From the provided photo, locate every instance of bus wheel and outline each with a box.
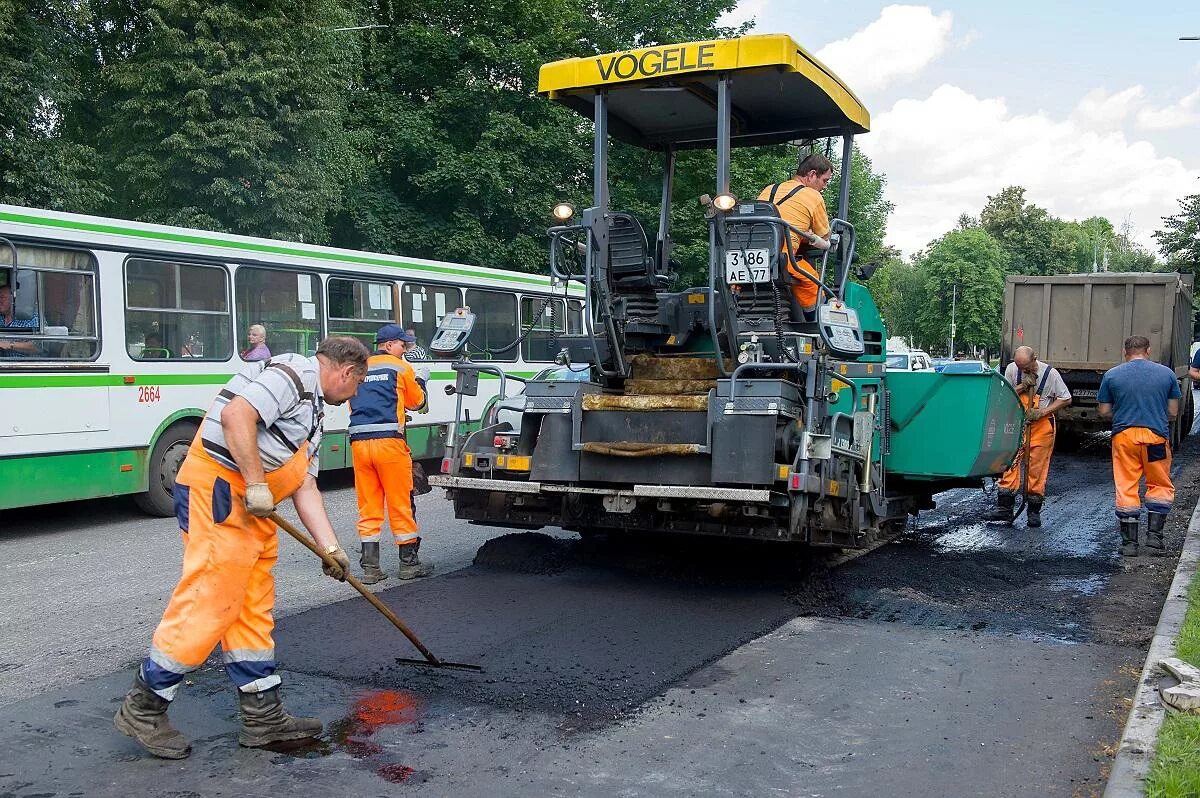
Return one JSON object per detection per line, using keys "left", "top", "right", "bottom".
{"left": 134, "top": 421, "right": 199, "bottom": 517}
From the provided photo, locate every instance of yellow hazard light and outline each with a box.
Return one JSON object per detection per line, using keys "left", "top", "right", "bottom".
{"left": 776, "top": 464, "right": 788, "bottom": 480}
{"left": 802, "top": 342, "right": 812, "bottom": 354}
{"left": 464, "top": 453, "right": 475, "bottom": 468}
{"left": 687, "top": 293, "right": 706, "bottom": 304}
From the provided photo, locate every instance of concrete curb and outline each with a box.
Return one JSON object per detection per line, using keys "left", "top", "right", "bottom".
{"left": 1104, "top": 498, "right": 1200, "bottom": 797}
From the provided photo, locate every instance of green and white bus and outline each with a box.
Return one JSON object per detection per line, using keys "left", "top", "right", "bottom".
{"left": 0, "top": 204, "right": 582, "bottom": 516}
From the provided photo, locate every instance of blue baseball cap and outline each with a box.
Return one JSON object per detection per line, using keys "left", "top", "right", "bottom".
{"left": 375, "top": 324, "right": 416, "bottom": 344}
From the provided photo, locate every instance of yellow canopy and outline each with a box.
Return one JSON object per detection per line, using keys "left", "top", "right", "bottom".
{"left": 538, "top": 34, "right": 870, "bottom": 150}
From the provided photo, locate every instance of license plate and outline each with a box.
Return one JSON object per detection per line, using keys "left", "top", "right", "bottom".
{"left": 725, "top": 249, "right": 770, "bottom": 284}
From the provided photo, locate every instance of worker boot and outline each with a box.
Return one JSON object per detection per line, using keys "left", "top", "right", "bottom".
{"left": 398, "top": 538, "right": 434, "bottom": 580}
{"left": 237, "top": 686, "right": 323, "bottom": 748}
{"left": 359, "top": 541, "right": 388, "bottom": 585}
{"left": 113, "top": 669, "right": 192, "bottom": 759}
{"left": 1120, "top": 519, "right": 1140, "bottom": 558}
{"left": 1145, "top": 512, "right": 1168, "bottom": 556}
{"left": 1026, "top": 496, "right": 1044, "bottom": 528}
{"left": 984, "top": 492, "right": 1015, "bottom": 523}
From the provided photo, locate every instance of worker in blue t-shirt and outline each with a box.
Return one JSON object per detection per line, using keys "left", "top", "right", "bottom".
{"left": 1097, "top": 335, "right": 1181, "bottom": 557}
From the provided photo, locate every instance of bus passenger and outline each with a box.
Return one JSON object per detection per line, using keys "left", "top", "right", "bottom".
{"left": 141, "top": 332, "right": 168, "bottom": 359}
{"left": 113, "top": 337, "right": 368, "bottom": 759}
{"left": 0, "top": 284, "right": 39, "bottom": 355}
{"left": 241, "top": 324, "right": 271, "bottom": 361}
{"left": 757, "top": 153, "right": 834, "bottom": 322}
{"left": 403, "top": 328, "right": 428, "bottom": 361}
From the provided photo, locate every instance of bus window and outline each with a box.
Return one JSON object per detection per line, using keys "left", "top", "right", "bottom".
{"left": 237, "top": 268, "right": 322, "bottom": 357}
{"left": 401, "top": 283, "right": 461, "bottom": 358}
{"left": 567, "top": 299, "right": 584, "bottom": 334}
{"left": 0, "top": 244, "right": 99, "bottom": 360}
{"left": 521, "top": 297, "right": 566, "bottom": 362}
{"left": 464, "top": 289, "right": 517, "bottom": 361}
{"left": 125, "top": 259, "right": 231, "bottom": 360}
{"left": 328, "top": 277, "right": 396, "bottom": 350}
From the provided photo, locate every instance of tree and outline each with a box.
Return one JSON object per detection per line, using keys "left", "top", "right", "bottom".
{"left": 331, "top": 0, "right": 741, "bottom": 271}
{"left": 823, "top": 143, "right": 893, "bottom": 265}
{"left": 980, "top": 186, "right": 1074, "bottom": 275}
{"left": 915, "top": 228, "right": 1007, "bottom": 354}
{"left": 0, "top": 0, "right": 106, "bottom": 210}
{"left": 866, "top": 252, "right": 926, "bottom": 345}
{"left": 99, "top": 0, "right": 358, "bottom": 242}
{"left": 1154, "top": 193, "right": 1200, "bottom": 275}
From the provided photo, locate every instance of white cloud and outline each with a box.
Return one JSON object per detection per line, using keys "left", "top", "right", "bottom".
{"left": 1137, "top": 87, "right": 1200, "bottom": 131}
{"left": 1073, "top": 86, "right": 1145, "bottom": 130}
{"left": 860, "top": 84, "right": 1200, "bottom": 255}
{"left": 816, "top": 5, "right": 954, "bottom": 93}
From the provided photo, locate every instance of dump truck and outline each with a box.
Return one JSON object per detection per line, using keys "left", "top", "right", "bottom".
{"left": 425, "top": 34, "right": 1026, "bottom": 549}
{"left": 1001, "top": 272, "right": 1195, "bottom": 449}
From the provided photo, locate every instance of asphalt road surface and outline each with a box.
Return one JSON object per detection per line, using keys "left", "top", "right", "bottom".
{"left": 1, "top": 416, "right": 1197, "bottom": 797}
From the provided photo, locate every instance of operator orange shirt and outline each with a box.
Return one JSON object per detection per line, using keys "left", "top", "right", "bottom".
{"left": 757, "top": 179, "right": 831, "bottom": 310}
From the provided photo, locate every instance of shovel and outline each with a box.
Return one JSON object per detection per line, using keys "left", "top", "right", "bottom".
{"left": 271, "top": 512, "right": 482, "bottom": 673}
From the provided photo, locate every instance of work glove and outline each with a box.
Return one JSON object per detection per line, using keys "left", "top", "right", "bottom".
{"left": 415, "top": 366, "right": 431, "bottom": 384}
{"left": 245, "top": 482, "right": 275, "bottom": 518}
{"left": 321, "top": 544, "right": 351, "bottom": 582}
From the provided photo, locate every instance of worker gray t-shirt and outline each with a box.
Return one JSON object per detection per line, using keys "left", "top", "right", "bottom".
{"left": 1096, "top": 359, "right": 1181, "bottom": 439}
{"left": 200, "top": 354, "right": 325, "bottom": 478}
{"left": 1002, "top": 361, "right": 1071, "bottom": 408}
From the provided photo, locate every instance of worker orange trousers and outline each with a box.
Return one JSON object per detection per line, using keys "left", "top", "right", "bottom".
{"left": 998, "top": 415, "right": 1055, "bottom": 497}
{"left": 1112, "top": 427, "right": 1174, "bottom": 519}
{"left": 140, "top": 438, "right": 310, "bottom": 700}
{"left": 787, "top": 258, "right": 820, "bottom": 314}
{"left": 352, "top": 437, "right": 418, "bottom": 545}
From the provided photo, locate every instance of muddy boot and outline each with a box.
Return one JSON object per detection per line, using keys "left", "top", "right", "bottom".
{"left": 237, "top": 686, "right": 322, "bottom": 748}
{"left": 359, "top": 541, "right": 388, "bottom": 584}
{"left": 113, "top": 670, "right": 192, "bottom": 759}
{"left": 398, "top": 538, "right": 434, "bottom": 580}
{"left": 1145, "top": 512, "right": 1168, "bottom": 556}
{"left": 1120, "top": 519, "right": 1140, "bottom": 558}
{"left": 984, "top": 492, "right": 1015, "bottom": 523}
{"left": 1025, "top": 496, "right": 1043, "bottom": 528}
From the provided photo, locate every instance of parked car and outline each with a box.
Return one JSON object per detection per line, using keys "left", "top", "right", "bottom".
{"left": 938, "top": 360, "right": 990, "bottom": 374}
{"left": 886, "top": 350, "right": 934, "bottom": 372}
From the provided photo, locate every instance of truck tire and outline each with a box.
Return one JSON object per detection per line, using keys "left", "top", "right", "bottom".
{"left": 133, "top": 421, "right": 199, "bottom": 517}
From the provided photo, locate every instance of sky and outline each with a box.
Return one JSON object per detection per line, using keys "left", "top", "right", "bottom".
{"left": 720, "top": 1, "right": 1200, "bottom": 256}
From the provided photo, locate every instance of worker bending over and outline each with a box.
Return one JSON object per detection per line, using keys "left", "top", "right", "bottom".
{"left": 114, "top": 337, "right": 369, "bottom": 759}
{"left": 985, "top": 346, "right": 1071, "bottom": 527}
{"left": 349, "top": 324, "right": 431, "bottom": 582}
{"left": 1098, "top": 335, "right": 1181, "bottom": 556}
{"left": 758, "top": 153, "right": 834, "bottom": 322}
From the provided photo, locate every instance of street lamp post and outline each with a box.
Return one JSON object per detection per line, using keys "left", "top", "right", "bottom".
{"left": 949, "top": 283, "right": 957, "bottom": 357}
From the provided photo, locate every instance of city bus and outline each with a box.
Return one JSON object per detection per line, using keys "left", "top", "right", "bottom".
{"left": 0, "top": 204, "right": 582, "bottom": 515}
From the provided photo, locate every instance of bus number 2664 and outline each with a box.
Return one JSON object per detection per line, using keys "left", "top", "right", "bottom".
{"left": 138, "top": 385, "right": 161, "bottom": 403}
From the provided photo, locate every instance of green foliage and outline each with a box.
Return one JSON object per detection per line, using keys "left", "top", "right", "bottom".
{"left": 330, "top": 0, "right": 741, "bottom": 272}
{"left": 1155, "top": 193, "right": 1200, "bottom": 275}
{"left": 824, "top": 144, "right": 893, "bottom": 265}
{"left": 915, "top": 228, "right": 1007, "bottom": 353}
{"left": 100, "top": 0, "right": 357, "bottom": 242}
{"left": 0, "top": 0, "right": 106, "bottom": 210}
{"left": 866, "top": 252, "right": 925, "bottom": 346}
{"left": 980, "top": 186, "right": 1074, "bottom": 275}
